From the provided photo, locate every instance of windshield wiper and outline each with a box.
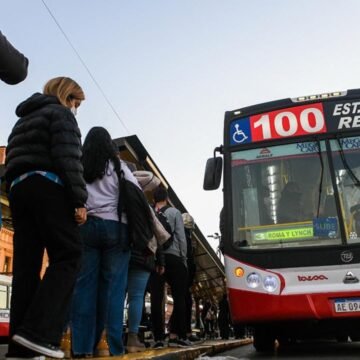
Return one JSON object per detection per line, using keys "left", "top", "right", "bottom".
{"left": 316, "top": 138, "right": 324, "bottom": 218}
{"left": 337, "top": 137, "right": 360, "bottom": 187}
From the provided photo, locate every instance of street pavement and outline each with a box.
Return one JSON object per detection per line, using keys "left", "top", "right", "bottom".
{"left": 215, "top": 339, "right": 360, "bottom": 359}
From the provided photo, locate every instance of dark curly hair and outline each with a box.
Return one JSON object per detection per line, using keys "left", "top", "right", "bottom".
{"left": 82, "top": 127, "right": 121, "bottom": 183}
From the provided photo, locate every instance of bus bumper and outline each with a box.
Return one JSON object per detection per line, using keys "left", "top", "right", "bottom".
{"left": 228, "top": 287, "right": 360, "bottom": 323}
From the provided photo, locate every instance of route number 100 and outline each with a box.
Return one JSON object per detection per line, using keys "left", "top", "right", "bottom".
{"left": 251, "top": 104, "right": 326, "bottom": 141}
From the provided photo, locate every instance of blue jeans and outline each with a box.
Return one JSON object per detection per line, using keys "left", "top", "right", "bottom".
{"left": 127, "top": 267, "right": 150, "bottom": 334}
{"left": 70, "top": 217, "right": 130, "bottom": 355}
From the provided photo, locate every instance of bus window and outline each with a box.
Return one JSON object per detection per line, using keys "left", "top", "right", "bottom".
{"left": 231, "top": 141, "right": 341, "bottom": 249}
{"left": 3, "top": 257, "right": 11, "bottom": 274}
{"left": 0, "top": 285, "right": 7, "bottom": 309}
{"left": 330, "top": 136, "right": 360, "bottom": 244}
{"left": 277, "top": 181, "right": 304, "bottom": 223}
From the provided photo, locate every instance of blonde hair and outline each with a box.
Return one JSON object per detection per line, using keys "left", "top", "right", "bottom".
{"left": 43, "top": 76, "right": 85, "bottom": 107}
{"left": 182, "top": 213, "right": 195, "bottom": 229}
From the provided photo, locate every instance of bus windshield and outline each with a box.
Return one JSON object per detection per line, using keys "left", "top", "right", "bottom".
{"left": 231, "top": 136, "right": 360, "bottom": 249}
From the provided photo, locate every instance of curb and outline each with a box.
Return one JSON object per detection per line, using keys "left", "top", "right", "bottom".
{"left": 98, "top": 338, "right": 252, "bottom": 360}
{"left": 155, "top": 339, "right": 253, "bottom": 360}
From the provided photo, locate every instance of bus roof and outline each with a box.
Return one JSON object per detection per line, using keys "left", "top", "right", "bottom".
{"left": 226, "top": 88, "right": 360, "bottom": 121}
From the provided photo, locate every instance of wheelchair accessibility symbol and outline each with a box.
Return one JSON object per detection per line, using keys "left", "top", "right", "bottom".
{"left": 232, "top": 123, "right": 249, "bottom": 143}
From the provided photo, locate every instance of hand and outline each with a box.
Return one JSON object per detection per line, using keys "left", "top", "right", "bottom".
{"left": 156, "top": 265, "right": 165, "bottom": 275}
{"left": 75, "top": 207, "right": 87, "bottom": 225}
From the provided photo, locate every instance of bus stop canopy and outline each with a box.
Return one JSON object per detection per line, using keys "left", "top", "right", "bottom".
{"left": 114, "top": 135, "right": 226, "bottom": 303}
{"left": 0, "top": 135, "right": 226, "bottom": 304}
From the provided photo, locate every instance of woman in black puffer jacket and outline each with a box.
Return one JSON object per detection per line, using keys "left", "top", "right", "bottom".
{"left": 5, "top": 77, "right": 87, "bottom": 359}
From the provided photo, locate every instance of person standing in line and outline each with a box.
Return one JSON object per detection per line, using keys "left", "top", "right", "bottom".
{"left": 168, "top": 212, "right": 200, "bottom": 343}
{"left": 70, "top": 127, "right": 138, "bottom": 357}
{"left": 148, "top": 262, "right": 166, "bottom": 348}
{"left": 126, "top": 171, "right": 165, "bottom": 353}
{"left": 5, "top": 77, "right": 87, "bottom": 359}
{"left": 151, "top": 187, "right": 190, "bottom": 348}
{"left": 218, "top": 294, "right": 231, "bottom": 340}
{"left": 0, "top": 30, "right": 28, "bottom": 84}
{"left": 126, "top": 237, "right": 165, "bottom": 353}
{"left": 201, "top": 300, "right": 212, "bottom": 339}
{"left": 204, "top": 303, "right": 217, "bottom": 339}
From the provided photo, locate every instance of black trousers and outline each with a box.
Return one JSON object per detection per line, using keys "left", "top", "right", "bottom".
{"left": 8, "top": 176, "right": 82, "bottom": 356}
{"left": 149, "top": 271, "right": 165, "bottom": 341}
{"left": 218, "top": 315, "right": 230, "bottom": 339}
{"left": 150, "top": 254, "right": 188, "bottom": 340}
{"left": 184, "top": 263, "right": 195, "bottom": 334}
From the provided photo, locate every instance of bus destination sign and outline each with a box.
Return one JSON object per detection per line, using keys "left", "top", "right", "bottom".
{"left": 323, "top": 100, "right": 360, "bottom": 132}
{"left": 230, "top": 100, "right": 360, "bottom": 146}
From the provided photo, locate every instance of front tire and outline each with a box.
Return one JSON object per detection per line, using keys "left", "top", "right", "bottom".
{"left": 336, "top": 335, "right": 349, "bottom": 343}
{"left": 253, "top": 327, "right": 275, "bottom": 353}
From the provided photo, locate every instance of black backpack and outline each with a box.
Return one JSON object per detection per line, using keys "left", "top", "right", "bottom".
{"left": 156, "top": 205, "right": 174, "bottom": 250}
{"left": 116, "top": 164, "right": 154, "bottom": 255}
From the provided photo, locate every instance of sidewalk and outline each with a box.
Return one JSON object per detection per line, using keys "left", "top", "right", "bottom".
{"left": 97, "top": 338, "right": 252, "bottom": 360}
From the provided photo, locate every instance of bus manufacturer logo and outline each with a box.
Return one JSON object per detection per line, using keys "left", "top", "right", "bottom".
{"left": 343, "top": 271, "right": 359, "bottom": 284}
{"left": 340, "top": 251, "right": 354, "bottom": 263}
{"left": 297, "top": 275, "right": 328, "bottom": 281}
{"left": 256, "top": 148, "right": 273, "bottom": 159}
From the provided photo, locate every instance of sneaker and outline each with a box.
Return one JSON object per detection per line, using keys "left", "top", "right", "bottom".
{"left": 152, "top": 341, "right": 165, "bottom": 349}
{"left": 168, "top": 338, "right": 193, "bottom": 348}
{"left": 12, "top": 335, "right": 64, "bottom": 359}
{"left": 188, "top": 334, "right": 203, "bottom": 343}
{"left": 6, "top": 357, "right": 46, "bottom": 360}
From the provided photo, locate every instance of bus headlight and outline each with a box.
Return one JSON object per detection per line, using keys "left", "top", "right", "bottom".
{"left": 263, "top": 275, "right": 278, "bottom": 293}
{"left": 246, "top": 272, "right": 261, "bottom": 288}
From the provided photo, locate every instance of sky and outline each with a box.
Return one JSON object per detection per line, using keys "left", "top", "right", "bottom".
{"left": 2, "top": 0, "right": 360, "bottom": 252}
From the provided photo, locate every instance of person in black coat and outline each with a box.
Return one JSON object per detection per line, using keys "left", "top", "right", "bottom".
{"left": 0, "top": 30, "right": 28, "bottom": 85}
{"left": 5, "top": 76, "right": 87, "bottom": 359}
{"left": 218, "top": 294, "right": 231, "bottom": 340}
{"left": 181, "top": 213, "right": 199, "bottom": 342}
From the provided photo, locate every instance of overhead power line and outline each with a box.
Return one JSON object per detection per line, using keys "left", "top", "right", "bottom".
{"left": 40, "top": 0, "right": 130, "bottom": 134}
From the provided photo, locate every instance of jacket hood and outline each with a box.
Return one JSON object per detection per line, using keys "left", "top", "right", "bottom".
{"left": 16, "top": 93, "right": 60, "bottom": 117}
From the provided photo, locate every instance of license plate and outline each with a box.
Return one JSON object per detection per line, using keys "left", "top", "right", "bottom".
{"left": 334, "top": 299, "right": 360, "bottom": 313}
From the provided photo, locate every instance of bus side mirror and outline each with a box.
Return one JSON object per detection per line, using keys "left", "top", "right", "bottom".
{"left": 203, "top": 156, "right": 222, "bottom": 190}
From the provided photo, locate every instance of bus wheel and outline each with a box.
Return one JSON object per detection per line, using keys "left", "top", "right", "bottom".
{"left": 253, "top": 328, "right": 275, "bottom": 353}
{"left": 277, "top": 335, "right": 294, "bottom": 349}
{"left": 0, "top": 336, "right": 9, "bottom": 344}
{"left": 336, "top": 335, "right": 349, "bottom": 343}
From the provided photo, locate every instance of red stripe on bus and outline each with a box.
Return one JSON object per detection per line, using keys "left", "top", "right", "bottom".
{"left": 228, "top": 287, "right": 360, "bottom": 324}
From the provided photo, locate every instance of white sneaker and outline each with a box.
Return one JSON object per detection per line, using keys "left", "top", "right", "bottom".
{"left": 12, "top": 334, "right": 64, "bottom": 359}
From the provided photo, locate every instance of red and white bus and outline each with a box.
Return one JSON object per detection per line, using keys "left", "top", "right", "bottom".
{"left": 0, "top": 274, "right": 11, "bottom": 342}
{"left": 204, "top": 89, "right": 360, "bottom": 351}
